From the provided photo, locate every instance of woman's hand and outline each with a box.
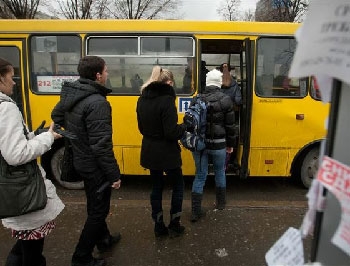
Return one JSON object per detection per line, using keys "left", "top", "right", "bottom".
{"left": 48, "top": 122, "right": 62, "bottom": 140}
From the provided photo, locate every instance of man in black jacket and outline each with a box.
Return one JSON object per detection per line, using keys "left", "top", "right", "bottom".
{"left": 52, "top": 56, "right": 121, "bottom": 266}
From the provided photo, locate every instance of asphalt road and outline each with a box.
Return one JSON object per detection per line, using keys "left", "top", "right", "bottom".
{"left": 0, "top": 176, "right": 313, "bottom": 266}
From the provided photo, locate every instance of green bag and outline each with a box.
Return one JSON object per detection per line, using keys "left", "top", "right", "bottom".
{"left": 0, "top": 154, "right": 47, "bottom": 219}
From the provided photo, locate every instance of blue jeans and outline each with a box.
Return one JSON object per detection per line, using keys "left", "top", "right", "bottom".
{"left": 192, "top": 148, "right": 227, "bottom": 194}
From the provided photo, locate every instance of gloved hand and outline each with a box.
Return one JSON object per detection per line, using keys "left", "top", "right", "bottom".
{"left": 34, "top": 120, "right": 46, "bottom": 135}
{"left": 183, "top": 115, "right": 195, "bottom": 133}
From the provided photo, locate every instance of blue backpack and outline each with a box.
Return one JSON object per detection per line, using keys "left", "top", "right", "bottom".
{"left": 181, "top": 95, "right": 208, "bottom": 151}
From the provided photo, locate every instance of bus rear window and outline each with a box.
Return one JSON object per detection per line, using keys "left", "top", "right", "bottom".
{"left": 256, "top": 37, "right": 307, "bottom": 98}
{"left": 30, "top": 35, "right": 81, "bottom": 93}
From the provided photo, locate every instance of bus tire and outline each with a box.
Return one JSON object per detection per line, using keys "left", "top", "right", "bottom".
{"left": 300, "top": 147, "right": 319, "bottom": 188}
{"left": 50, "top": 146, "right": 84, "bottom": 190}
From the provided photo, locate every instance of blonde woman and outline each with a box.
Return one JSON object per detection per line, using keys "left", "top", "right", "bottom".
{"left": 137, "top": 66, "right": 187, "bottom": 238}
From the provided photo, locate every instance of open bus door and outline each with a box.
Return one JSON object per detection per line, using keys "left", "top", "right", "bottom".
{"left": 239, "top": 37, "right": 254, "bottom": 180}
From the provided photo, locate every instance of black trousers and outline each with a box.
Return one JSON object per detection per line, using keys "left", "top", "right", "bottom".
{"left": 150, "top": 167, "right": 184, "bottom": 223}
{"left": 72, "top": 175, "right": 112, "bottom": 263}
{"left": 6, "top": 238, "right": 45, "bottom": 266}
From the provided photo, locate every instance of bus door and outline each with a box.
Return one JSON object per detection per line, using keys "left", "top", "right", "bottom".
{"left": 250, "top": 36, "right": 309, "bottom": 177}
{"left": 239, "top": 38, "right": 254, "bottom": 179}
{"left": 199, "top": 38, "right": 250, "bottom": 176}
{"left": 0, "top": 41, "right": 26, "bottom": 124}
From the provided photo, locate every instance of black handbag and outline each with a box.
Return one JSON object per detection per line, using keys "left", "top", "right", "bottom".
{"left": 60, "top": 138, "right": 83, "bottom": 182}
{"left": 0, "top": 154, "right": 47, "bottom": 219}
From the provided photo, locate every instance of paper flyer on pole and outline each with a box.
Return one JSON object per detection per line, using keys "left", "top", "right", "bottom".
{"left": 317, "top": 156, "right": 350, "bottom": 256}
{"left": 265, "top": 227, "right": 304, "bottom": 266}
{"left": 289, "top": 0, "right": 350, "bottom": 86}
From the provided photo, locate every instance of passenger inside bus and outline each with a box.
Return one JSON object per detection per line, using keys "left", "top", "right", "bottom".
{"left": 200, "top": 60, "right": 209, "bottom": 91}
{"left": 219, "top": 63, "right": 241, "bottom": 171}
{"left": 182, "top": 58, "right": 194, "bottom": 94}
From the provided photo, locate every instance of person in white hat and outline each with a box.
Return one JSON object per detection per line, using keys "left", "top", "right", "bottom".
{"left": 190, "top": 68, "right": 236, "bottom": 222}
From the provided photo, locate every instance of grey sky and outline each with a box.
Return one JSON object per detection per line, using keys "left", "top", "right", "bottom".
{"left": 180, "top": 0, "right": 258, "bottom": 20}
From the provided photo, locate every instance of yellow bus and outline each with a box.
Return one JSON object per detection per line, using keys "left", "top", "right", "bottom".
{"left": 0, "top": 20, "right": 328, "bottom": 189}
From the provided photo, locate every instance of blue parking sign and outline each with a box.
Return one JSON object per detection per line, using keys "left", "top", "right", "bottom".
{"left": 178, "top": 97, "right": 192, "bottom": 113}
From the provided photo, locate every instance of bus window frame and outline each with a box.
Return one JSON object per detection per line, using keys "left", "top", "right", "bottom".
{"left": 29, "top": 34, "right": 82, "bottom": 95}
{"left": 255, "top": 36, "right": 307, "bottom": 99}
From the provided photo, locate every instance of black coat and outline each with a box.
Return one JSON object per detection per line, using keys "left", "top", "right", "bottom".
{"left": 136, "top": 82, "right": 186, "bottom": 170}
{"left": 201, "top": 85, "right": 236, "bottom": 149}
{"left": 51, "top": 78, "right": 120, "bottom": 184}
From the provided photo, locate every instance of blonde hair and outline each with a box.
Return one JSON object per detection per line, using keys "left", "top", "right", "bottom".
{"left": 141, "top": 66, "right": 174, "bottom": 92}
{"left": 221, "top": 64, "right": 233, "bottom": 87}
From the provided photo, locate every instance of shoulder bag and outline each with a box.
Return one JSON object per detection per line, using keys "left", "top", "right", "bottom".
{"left": 0, "top": 155, "right": 47, "bottom": 219}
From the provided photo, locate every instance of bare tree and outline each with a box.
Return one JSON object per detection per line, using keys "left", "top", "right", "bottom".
{"left": 217, "top": 0, "right": 241, "bottom": 21}
{"left": 0, "top": 0, "right": 41, "bottom": 18}
{"left": 57, "top": 0, "right": 95, "bottom": 19}
{"left": 54, "top": 0, "right": 181, "bottom": 19}
{"left": 255, "top": 0, "right": 309, "bottom": 22}
{"left": 94, "top": 0, "right": 110, "bottom": 18}
{"left": 241, "top": 9, "right": 255, "bottom": 21}
{"left": 111, "top": 0, "right": 181, "bottom": 19}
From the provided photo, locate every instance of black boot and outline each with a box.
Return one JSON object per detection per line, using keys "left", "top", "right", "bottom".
{"left": 168, "top": 215, "right": 185, "bottom": 238}
{"left": 154, "top": 221, "right": 168, "bottom": 237}
{"left": 96, "top": 232, "right": 121, "bottom": 253}
{"left": 154, "top": 212, "right": 168, "bottom": 237}
{"left": 216, "top": 187, "right": 226, "bottom": 210}
{"left": 191, "top": 192, "right": 206, "bottom": 222}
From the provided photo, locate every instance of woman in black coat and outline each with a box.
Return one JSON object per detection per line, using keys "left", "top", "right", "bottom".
{"left": 136, "top": 66, "right": 186, "bottom": 238}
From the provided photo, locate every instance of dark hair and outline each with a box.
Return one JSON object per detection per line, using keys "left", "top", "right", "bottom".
{"left": 219, "top": 63, "right": 234, "bottom": 73}
{"left": 0, "top": 58, "right": 13, "bottom": 78}
{"left": 77, "top": 56, "right": 105, "bottom": 81}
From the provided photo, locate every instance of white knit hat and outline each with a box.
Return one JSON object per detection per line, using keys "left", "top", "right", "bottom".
{"left": 206, "top": 69, "right": 223, "bottom": 87}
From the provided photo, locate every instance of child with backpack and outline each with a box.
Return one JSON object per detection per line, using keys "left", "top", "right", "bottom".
{"left": 183, "top": 69, "right": 236, "bottom": 222}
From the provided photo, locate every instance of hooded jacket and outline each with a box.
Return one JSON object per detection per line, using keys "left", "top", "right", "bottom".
{"left": 136, "top": 82, "right": 186, "bottom": 170}
{"left": 51, "top": 78, "right": 120, "bottom": 183}
{"left": 201, "top": 85, "right": 236, "bottom": 149}
{"left": 0, "top": 92, "right": 64, "bottom": 230}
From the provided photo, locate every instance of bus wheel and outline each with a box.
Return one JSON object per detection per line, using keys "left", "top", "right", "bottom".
{"left": 300, "top": 147, "right": 319, "bottom": 188}
{"left": 50, "top": 147, "right": 84, "bottom": 190}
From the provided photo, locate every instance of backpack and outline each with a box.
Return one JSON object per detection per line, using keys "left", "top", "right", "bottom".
{"left": 180, "top": 95, "right": 208, "bottom": 151}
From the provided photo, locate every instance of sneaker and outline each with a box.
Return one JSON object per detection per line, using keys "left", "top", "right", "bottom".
{"left": 71, "top": 258, "right": 106, "bottom": 266}
{"left": 96, "top": 233, "right": 121, "bottom": 253}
